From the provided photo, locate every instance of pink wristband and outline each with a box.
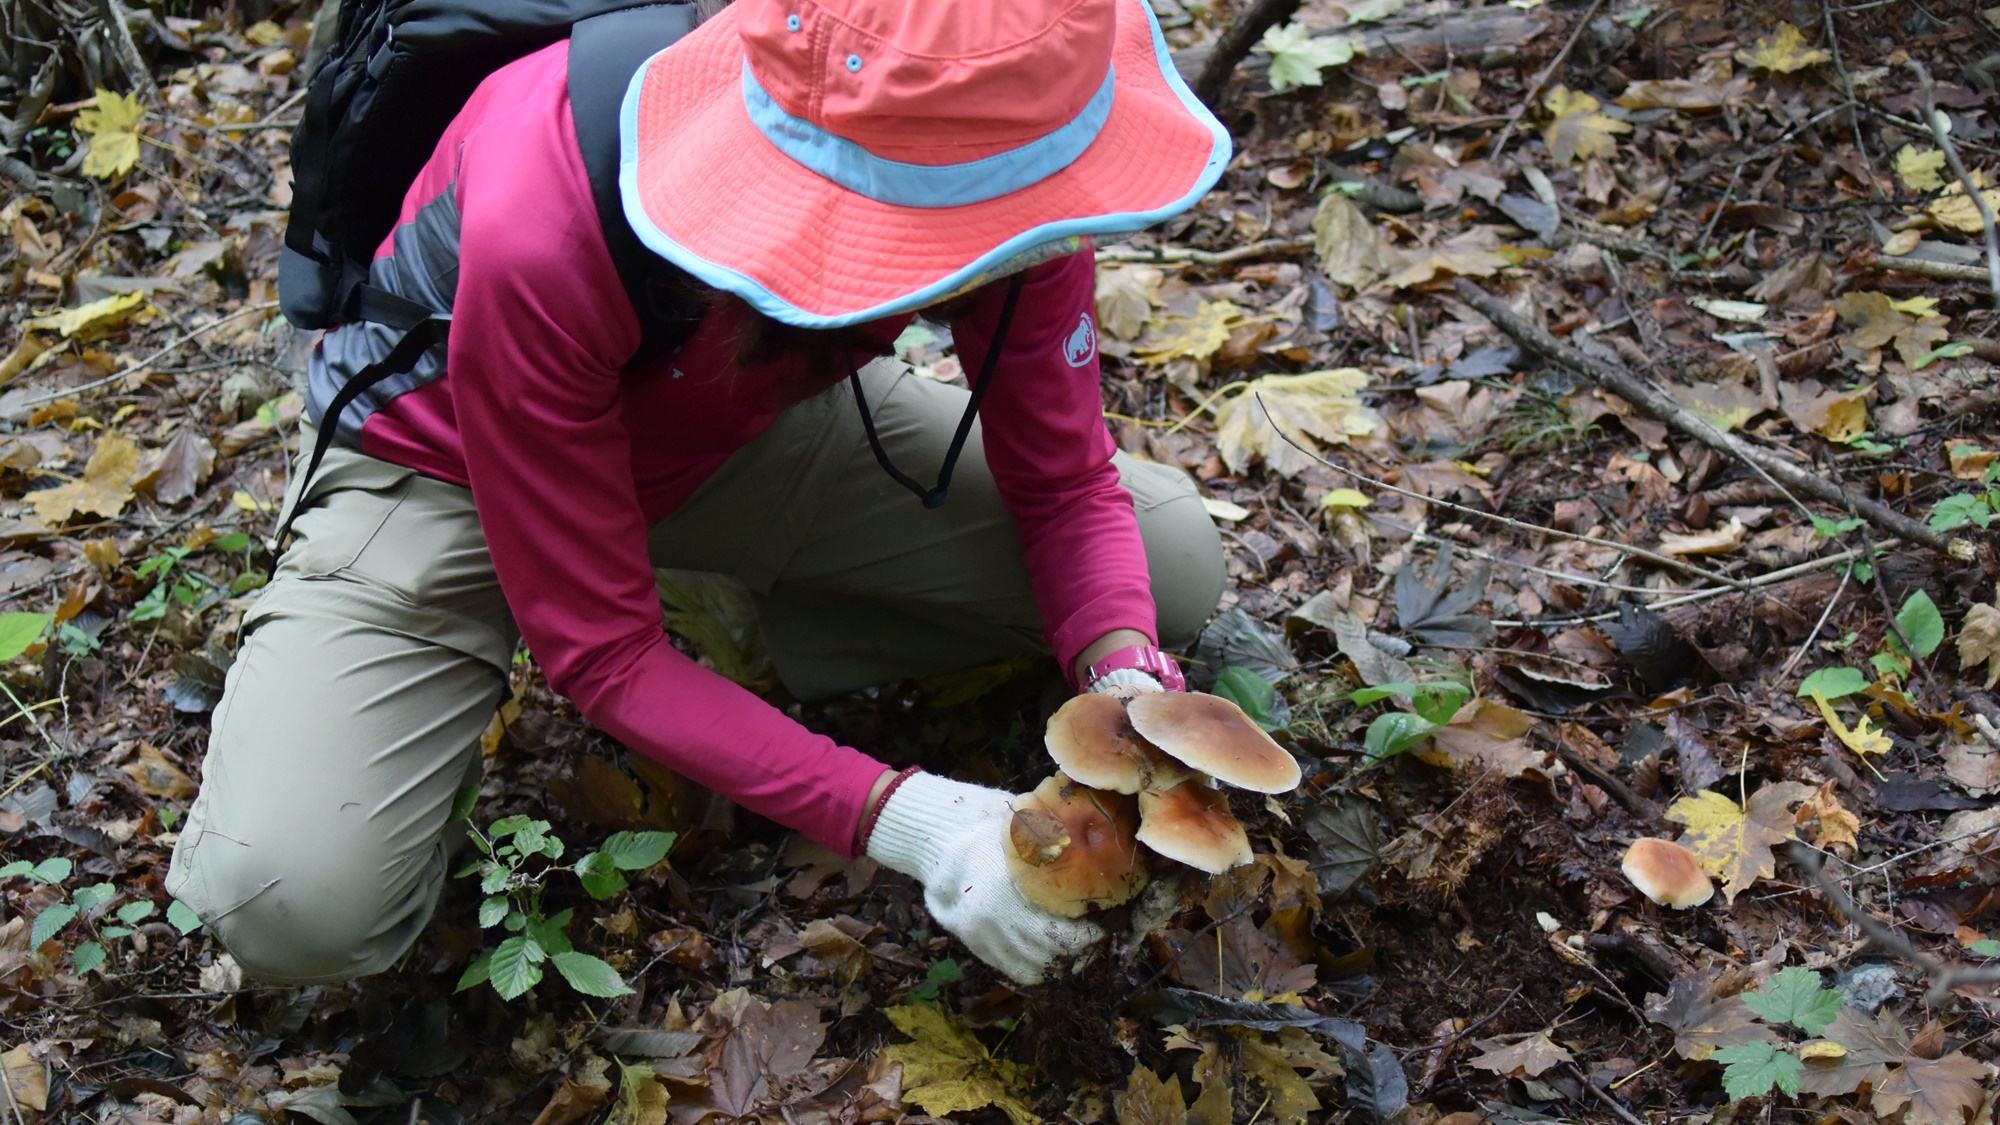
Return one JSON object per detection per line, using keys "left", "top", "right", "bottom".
{"left": 855, "top": 766, "right": 923, "bottom": 854}
{"left": 1081, "top": 643, "right": 1187, "bottom": 692}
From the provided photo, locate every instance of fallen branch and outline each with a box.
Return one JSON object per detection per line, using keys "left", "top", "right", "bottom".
{"left": 1871, "top": 254, "right": 1995, "bottom": 284}
{"left": 1452, "top": 278, "right": 1964, "bottom": 558}
{"left": 1192, "top": 0, "right": 1302, "bottom": 107}
{"left": 1790, "top": 843, "right": 2000, "bottom": 1004}
{"left": 1097, "top": 234, "right": 1315, "bottom": 267}
{"left": 1908, "top": 60, "right": 2000, "bottom": 310}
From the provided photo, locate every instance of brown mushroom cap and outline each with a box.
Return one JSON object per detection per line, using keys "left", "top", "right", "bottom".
{"left": 1621, "top": 838, "right": 1713, "bottom": 909}
{"left": 1004, "top": 773, "right": 1147, "bottom": 918}
{"left": 1135, "top": 778, "right": 1253, "bottom": 873}
{"left": 1125, "top": 692, "right": 1301, "bottom": 794}
{"left": 1045, "top": 693, "right": 1190, "bottom": 794}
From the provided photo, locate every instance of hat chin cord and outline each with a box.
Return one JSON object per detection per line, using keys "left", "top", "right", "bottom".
{"left": 846, "top": 272, "right": 1026, "bottom": 509}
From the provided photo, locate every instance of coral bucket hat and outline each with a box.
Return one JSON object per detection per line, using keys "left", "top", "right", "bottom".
{"left": 618, "top": 0, "right": 1232, "bottom": 327}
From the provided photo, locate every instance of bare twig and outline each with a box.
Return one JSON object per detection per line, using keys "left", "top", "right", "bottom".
{"left": 1493, "top": 548, "right": 1865, "bottom": 627}
{"left": 1908, "top": 60, "right": 2000, "bottom": 310}
{"left": 1193, "top": 0, "right": 1304, "bottom": 107}
{"left": 1488, "top": 0, "right": 1607, "bottom": 162}
{"left": 11, "top": 300, "right": 282, "bottom": 411}
{"left": 1096, "top": 235, "right": 1315, "bottom": 268}
{"left": 1452, "top": 279, "right": 1963, "bottom": 557}
{"left": 1872, "top": 254, "right": 1997, "bottom": 284}
{"left": 1254, "top": 406, "right": 1755, "bottom": 591}
{"left": 1791, "top": 844, "right": 2000, "bottom": 1003}
{"left": 1776, "top": 565, "right": 1850, "bottom": 679}
{"left": 1565, "top": 1063, "right": 1648, "bottom": 1125}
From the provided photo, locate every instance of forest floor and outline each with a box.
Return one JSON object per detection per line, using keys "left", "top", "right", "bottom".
{"left": 2, "top": 0, "right": 2000, "bottom": 1122}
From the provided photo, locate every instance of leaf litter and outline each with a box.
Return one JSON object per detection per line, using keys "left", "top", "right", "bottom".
{"left": 1, "top": 1, "right": 1999, "bottom": 1123}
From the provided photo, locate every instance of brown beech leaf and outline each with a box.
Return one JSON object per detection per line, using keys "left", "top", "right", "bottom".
{"left": 134, "top": 427, "right": 217, "bottom": 506}
{"left": 1115, "top": 1064, "right": 1188, "bottom": 1125}
{"left": 1666, "top": 782, "right": 1813, "bottom": 903}
{"left": 1796, "top": 1006, "right": 1905, "bottom": 1098}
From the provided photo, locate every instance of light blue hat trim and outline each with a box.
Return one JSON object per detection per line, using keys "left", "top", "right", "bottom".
{"left": 740, "top": 62, "right": 1116, "bottom": 209}
{"left": 617, "top": 0, "right": 1233, "bottom": 328}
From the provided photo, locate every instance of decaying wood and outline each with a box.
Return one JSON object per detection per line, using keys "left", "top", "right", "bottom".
{"left": 1453, "top": 278, "right": 1965, "bottom": 559}
{"left": 1872, "top": 254, "right": 1996, "bottom": 284}
{"left": 1173, "top": 5, "right": 1547, "bottom": 87}
{"left": 1097, "top": 234, "right": 1314, "bottom": 267}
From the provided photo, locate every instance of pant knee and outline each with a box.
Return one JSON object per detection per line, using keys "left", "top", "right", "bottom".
{"left": 168, "top": 838, "right": 436, "bottom": 985}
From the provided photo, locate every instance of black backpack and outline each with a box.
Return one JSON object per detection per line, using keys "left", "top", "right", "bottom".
{"left": 273, "top": 0, "right": 703, "bottom": 546}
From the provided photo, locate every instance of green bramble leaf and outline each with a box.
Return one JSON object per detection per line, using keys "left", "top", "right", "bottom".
{"left": 1741, "top": 967, "right": 1842, "bottom": 1036}
{"left": 115, "top": 900, "right": 156, "bottom": 925}
{"left": 488, "top": 935, "right": 546, "bottom": 1000}
{"left": 480, "top": 863, "right": 511, "bottom": 895}
{"left": 526, "top": 909, "right": 574, "bottom": 955}
{"left": 31, "top": 903, "right": 79, "bottom": 948}
{"left": 0, "top": 861, "right": 29, "bottom": 879}
{"left": 602, "top": 830, "right": 675, "bottom": 871}
{"left": 1809, "top": 515, "right": 1864, "bottom": 538}
{"left": 1797, "top": 666, "right": 1868, "bottom": 701}
{"left": 1258, "top": 22, "right": 1362, "bottom": 91}
{"left": 0, "top": 612, "right": 51, "bottom": 662}
{"left": 166, "top": 898, "right": 203, "bottom": 935}
{"left": 1363, "top": 710, "right": 1438, "bottom": 764}
{"left": 478, "top": 896, "right": 509, "bottom": 928}
{"left": 71, "top": 882, "right": 116, "bottom": 911}
{"left": 1892, "top": 590, "right": 1944, "bottom": 658}
{"left": 552, "top": 951, "right": 633, "bottom": 998}
{"left": 1712, "top": 1042, "right": 1803, "bottom": 1100}
{"left": 25, "top": 857, "right": 71, "bottom": 885}
{"left": 456, "top": 948, "right": 495, "bottom": 992}
{"left": 1928, "top": 493, "right": 1993, "bottom": 532}
{"left": 1970, "top": 939, "right": 2000, "bottom": 957}
{"left": 1213, "top": 666, "right": 1279, "bottom": 730}
{"left": 72, "top": 940, "right": 107, "bottom": 975}
{"left": 577, "top": 852, "right": 628, "bottom": 901}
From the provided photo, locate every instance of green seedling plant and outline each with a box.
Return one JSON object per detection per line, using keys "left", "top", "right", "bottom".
{"left": 1926, "top": 457, "right": 2000, "bottom": 532}
{"left": 1213, "top": 665, "right": 1284, "bottom": 731}
{"left": 1350, "top": 679, "right": 1470, "bottom": 764}
{"left": 1796, "top": 589, "right": 1942, "bottom": 703}
{"left": 1710, "top": 967, "right": 1844, "bottom": 1101}
{"left": 0, "top": 857, "right": 201, "bottom": 974}
{"left": 451, "top": 786, "right": 674, "bottom": 1001}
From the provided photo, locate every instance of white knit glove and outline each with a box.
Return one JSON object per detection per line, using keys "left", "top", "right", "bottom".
{"left": 1088, "top": 668, "right": 1166, "bottom": 695}
{"left": 865, "top": 772, "right": 1104, "bottom": 985}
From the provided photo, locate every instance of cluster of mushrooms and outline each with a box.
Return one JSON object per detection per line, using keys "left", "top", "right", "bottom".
{"left": 1004, "top": 690, "right": 1302, "bottom": 917}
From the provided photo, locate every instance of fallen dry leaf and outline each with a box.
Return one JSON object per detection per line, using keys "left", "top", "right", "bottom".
{"left": 1418, "top": 699, "right": 1542, "bottom": 777}
{"left": 1383, "top": 228, "right": 1512, "bottom": 290}
{"left": 1797, "top": 782, "right": 1860, "bottom": 851}
{"left": 1895, "top": 145, "right": 1947, "bottom": 193}
{"left": 121, "top": 741, "right": 197, "bottom": 800}
{"left": 0, "top": 1043, "right": 47, "bottom": 1111}
{"left": 135, "top": 427, "right": 218, "bottom": 506}
{"left": 1811, "top": 691, "right": 1892, "bottom": 763}
{"left": 1657, "top": 518, "right": 1745, "bottom": 557}
{"left": 1542, "top": 85, "right": 1630, "bottom": 164}
{"left": 75, "top": 88, "right": 145, "bottom": 179}
{"left": 1645, "top": 973, "right": 1777, "bottom": 1061}
{"left": 1833, "top": 291, "right": 1951, "bottom": 370}
{"left": 1955, "top": 603, "right": 2000, "bottom": 689}
{"left": 1468, "top": 1032, "right": 1574, "bottom": 1078}
{"left": 1942, "top": 735, "right": 2000, "bottom": 797}
{"left": 26, "top": 432, "right": 143, "bottom": 523}
{"left": 1134, "top": 301, "right": 1253, "bottom": 366}
{"left": 880, "top": 1003, "right": 1036, "bottom": 1125}
{"left": 1735, "top": 22, "right": 1831, "bottom": 73}
{"left": 1872, "top": 1050, "right": 1991, "bottom": 1125}
{"left": 1666, "top": 782, "right": 1814, "bottom": 903}
{"left": 1096, "top": 265, "right": 1162, "bottom": 342}
{"left": 1779, "top": 381, "right": 1869, "bottom": 442}
{"left": 1313, "top": 191, "right": 1391, "bottom": 289}
{"left": 1927, "top": 175, "right": 2000, "bottom": 236}
{"left": 1212, "top": 369, "right": 1377, "bottom": 477}
{"left": 24, "top": 292, "right": 148, "bottom": 340}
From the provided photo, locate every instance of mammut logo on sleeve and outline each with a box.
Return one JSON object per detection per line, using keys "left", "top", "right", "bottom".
{"left": 1063, "top": 313, "right": 1097, "bottom": 368}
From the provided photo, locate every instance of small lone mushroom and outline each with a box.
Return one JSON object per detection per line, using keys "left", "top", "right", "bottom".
{"left": 1621, "top": 837, "right": 1713, "bottom": 908}
{"left": 1005, "top": 773, "right": 1148, "bottom": 917}
{"left": 1045, "top": 692, "right": 1189, "bottom": 794}
{"left": 1126, "top": 692, "right": 1302, "bottom": 793}
{"left": 1135, "top": 779, "right": 1253, "bottom": 873}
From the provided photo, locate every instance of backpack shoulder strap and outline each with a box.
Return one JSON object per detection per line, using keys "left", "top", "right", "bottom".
{"left": 569, "top": 3, "right": 702, "bottom": 367}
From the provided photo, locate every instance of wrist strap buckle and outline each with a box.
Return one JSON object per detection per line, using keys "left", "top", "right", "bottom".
{"left": 1084, "top": 644, "right": 1186, "bottom": 692}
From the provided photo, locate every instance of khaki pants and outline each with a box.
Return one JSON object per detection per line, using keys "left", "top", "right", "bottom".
{"left": 166, "top": 362, "right": 1224, "bottom": 983}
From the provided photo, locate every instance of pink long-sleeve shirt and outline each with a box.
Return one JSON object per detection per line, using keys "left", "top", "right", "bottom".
{"left": 304, "top": 42, "right": 1157, "bottom": 853}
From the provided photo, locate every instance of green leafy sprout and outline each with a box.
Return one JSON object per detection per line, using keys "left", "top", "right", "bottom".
{"left": 0, "top": 856, "right": 201, "bottom": 975}
{"left": 451, "top": 784, "right": 674, "bottom": 1001}
{"left": 1713, "top": 967, "right": 1844, "bottom": 1101}
{"left": 1350, "top": 679, "right": 1469, "bottom": 764}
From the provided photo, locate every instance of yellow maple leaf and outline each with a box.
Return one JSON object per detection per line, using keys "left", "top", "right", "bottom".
{"left": 1133, "top": 301, "right": 1253, "bottom": 366}
{"left": 25, "top": 432, "right": 142, "bottom": 523}
{"left": 25, "top": 292, "right": 148, "bottom": 341}
{"left": 1665, "top": 783, "right": 1811, "bottom": 904}
{"left": 1810, "top": 690, "right": 1891, "bottom": 762}
{"left": 1927, "top": 173, "right": 2000, "bottom": 234}
{"left": 1894, "top": 145, "right": 1946, "bottom": 193}
{"left": 1542, "top": 85, "right": 1631, "bottom": 164}
{"left": 74, "top": 88, "right": 145, "bottom": 180}
{"left": 1889, "top": 295, "right": 1941, "bottom": 319}
{"left": 1735, "top": 23, "right": 1832, "bottom": 73}
{"left": 1212, "top": 369, "right": 1377, "bottom": 477}
{"left": 879, "top": 1004, "right": 1036, "bottom": 1125}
